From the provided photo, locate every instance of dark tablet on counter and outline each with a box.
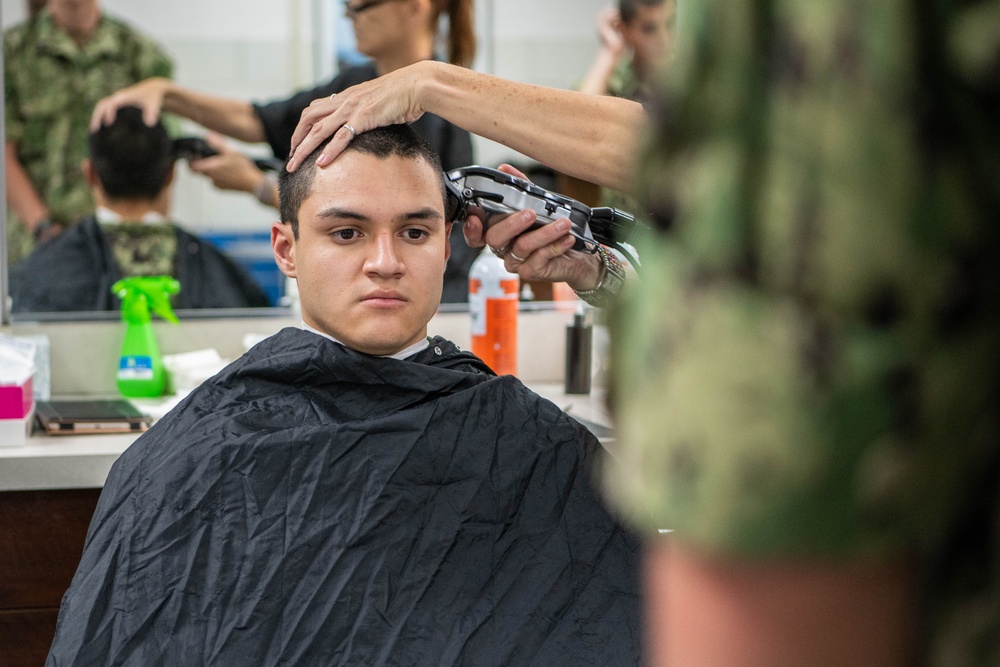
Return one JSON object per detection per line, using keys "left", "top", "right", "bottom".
{"left": 35, "top": 399, "right": 151, "bottom": 435}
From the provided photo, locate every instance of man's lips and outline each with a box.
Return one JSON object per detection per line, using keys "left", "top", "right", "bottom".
{"left": 361, "top": 291, "right": 408, "bottom": 307}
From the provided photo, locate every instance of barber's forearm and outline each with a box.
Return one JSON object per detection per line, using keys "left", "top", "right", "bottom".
{"left": 418, "top": 62, "right": 644, "bottom": 192}
{"left": 5, "top": 142, "right": 49, "bottom": 228}
{"left": 162, "top": 83, "right": 266, "bottom": 144}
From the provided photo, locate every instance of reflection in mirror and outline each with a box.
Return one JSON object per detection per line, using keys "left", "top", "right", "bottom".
{"left": 1, "top": 0, "right": 327, "bottom": 322}
{"left": 3, "top": 0, "right": 614, "bottom": 323}
{"left": 8, "top": 106, "right": 273, "bottom": 314}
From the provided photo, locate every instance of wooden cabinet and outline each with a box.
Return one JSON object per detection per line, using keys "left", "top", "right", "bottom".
{"left": 0, "top": 489, "right": 101, "bottom": 667}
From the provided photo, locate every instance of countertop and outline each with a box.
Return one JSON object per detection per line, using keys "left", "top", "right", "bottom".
{"left": 0, "top": 383, "right": 612, "bottom": 492}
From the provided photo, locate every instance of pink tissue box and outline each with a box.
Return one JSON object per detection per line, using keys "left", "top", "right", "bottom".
{"left": 0, "top": 376, "right": 33, "bottom": 419}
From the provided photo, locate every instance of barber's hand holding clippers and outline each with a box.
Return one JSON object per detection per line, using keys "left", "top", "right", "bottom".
{"left": 462, "top": 164, "right": 605, "bottom": 292}
{"left": 186, "top": 133, "right": 268, "bottom": 197}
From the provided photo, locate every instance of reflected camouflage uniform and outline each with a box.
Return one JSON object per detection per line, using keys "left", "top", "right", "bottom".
{"left": 4, "top": 10, "right": 173, "bottom": 263}
{"left": 605, "top": 1, "right": 1000, "bottom": 663}
{"left": 101, "top": 223, "right": 177, "bottom": 278}
{"left": 601, "top": 58, "right": 649, "bottom": 220}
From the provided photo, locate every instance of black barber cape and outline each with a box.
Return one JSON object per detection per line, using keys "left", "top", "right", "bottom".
{"left": 47, "top": 328, "right": 641, "bottom": 665}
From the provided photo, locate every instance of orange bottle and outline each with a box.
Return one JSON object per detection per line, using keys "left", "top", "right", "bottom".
{"left": 469, "top": 248, "right": 519, "bottom": 376}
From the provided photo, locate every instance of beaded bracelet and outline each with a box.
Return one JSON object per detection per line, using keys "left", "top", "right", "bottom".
{"left": 572, "top": 245, "right": 627, "bottom": 308}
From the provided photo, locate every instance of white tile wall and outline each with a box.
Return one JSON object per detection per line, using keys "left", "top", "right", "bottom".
{"left": 2, "top": 0, "right": 612, "bottom": 232}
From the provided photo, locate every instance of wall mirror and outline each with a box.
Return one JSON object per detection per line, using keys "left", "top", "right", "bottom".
{"left": 1, "top": 0, "right": 609, "bottom": 325}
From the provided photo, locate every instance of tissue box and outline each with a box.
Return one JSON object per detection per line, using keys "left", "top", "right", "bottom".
{"left": 0, "top": 376, "right": 33, "bottom": 419}
{"left": 0, "top": 401, "right": 34, "bottom": 447}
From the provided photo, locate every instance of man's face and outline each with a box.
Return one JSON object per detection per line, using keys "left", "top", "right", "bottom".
{"left": 49, "top": 0, "right": 101, "bottom": 39}
{"left": 621, "top": 1, "right": 676, "bottom": 73}
{"left": 273, "top": 152, "right": 452, "bottom": 356}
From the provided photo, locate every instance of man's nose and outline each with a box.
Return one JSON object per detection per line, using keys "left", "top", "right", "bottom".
{"left": 364, "top": 232, "right": 405, "bottom": 277}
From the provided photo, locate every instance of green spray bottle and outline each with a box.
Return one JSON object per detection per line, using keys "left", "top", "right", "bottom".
{"left": 111, "top": 276, "right": 180, "bottom": 398}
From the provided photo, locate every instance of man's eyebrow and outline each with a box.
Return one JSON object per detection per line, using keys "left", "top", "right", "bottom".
{"left": 316, "top": 207, "right": 367, "bottom": 220}
{"left": 400, "top": 207, "right": 444, "bottom": 222}
{"left": 314, "top": 206, "right": 443, "bottom": 222}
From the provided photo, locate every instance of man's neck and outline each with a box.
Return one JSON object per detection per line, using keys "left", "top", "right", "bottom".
{"left": 65, "top": 28, "right": 94, "bottom": 48}
{"left": 374, "top": 41, "right": 434, "bottom": 77}
{"left": 301, "top": 322, "right": 430, "bottom": 360}
{"left": 96, "top": 187, "right": 170, "bottom": 221}
{"left": 99, "top": 199, "right": 168, "bottom": 222}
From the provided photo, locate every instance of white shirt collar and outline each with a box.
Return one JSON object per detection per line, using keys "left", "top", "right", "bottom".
{"left": 96, "top": 206, "right": 168, "bottom": 225}
{"left": 301, "top": 322, "right": 430, "bottom": 360}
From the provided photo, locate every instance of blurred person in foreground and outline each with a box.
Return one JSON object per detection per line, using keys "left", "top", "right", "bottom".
{"left": 4, "top": 0, "right": 173, "bottom": 264}
{"left": 613, "top": 2, "right": 1000, "bottom": 664}
{"left": 288, "top": 1, "right": 1000, "bottom": 663}
{"left": 90, "top": 0, "right": 480, "bottom": 303}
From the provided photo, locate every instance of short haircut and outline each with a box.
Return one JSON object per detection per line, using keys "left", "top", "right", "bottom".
{"left": 88, "top": 106, "right": 173, "bottom": 200}
{"left": 619, "top": 0, "right": 666, "bottom": 24}
{"left": 278, "top": 125, "right": 446, "bottom": 238}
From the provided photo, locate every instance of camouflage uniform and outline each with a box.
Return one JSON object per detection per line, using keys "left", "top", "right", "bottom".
{"left": 601, "top": 58, "right": 649, "bottom": 218}
{"left": 606, "top": 57, "right": 654, "bottom": 106}
{"left": 4, "top": 9, "right": 173, "bottom": 263}
{"left": 101, "top": 223, "right": 177, "bottom": 278}
{"left": 606, "top": 1, "right": 1000, "bottom": 663}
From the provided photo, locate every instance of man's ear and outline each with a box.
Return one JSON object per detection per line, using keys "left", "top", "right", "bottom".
{"left": 272, "top": 221, "right": 297, "bottom": 278}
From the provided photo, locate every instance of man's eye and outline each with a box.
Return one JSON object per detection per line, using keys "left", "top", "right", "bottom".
{"left": 404, "top": 229, "right": 428, "bottom": 240}
{"left": 334, "top": 229, "right": 357, "bottom": 241}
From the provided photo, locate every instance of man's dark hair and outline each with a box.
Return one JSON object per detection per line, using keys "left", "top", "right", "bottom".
{"left": 619, "top": 0, "right": 666, "bottom": 24}
{"left": 279, "top": 125, "right": 446, "bottom": 238}
{"left": 88, "top": 106, "right": 174, "bottom": 200}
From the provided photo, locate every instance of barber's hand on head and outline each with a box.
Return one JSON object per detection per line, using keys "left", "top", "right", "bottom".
{"left": 90, "top": 77, "right": 171, "bottom": 130}
{"left": 286, "top": 61, "right": 431, "bottom": 172}
{"left": 187, "top": 133, "right": 264, "bottom": 195}
{"left": 462, "top": 164, "right": 605, "bottom": 291}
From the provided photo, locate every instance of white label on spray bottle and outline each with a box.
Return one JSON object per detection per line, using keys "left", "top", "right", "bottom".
{"left": 119, "top": 356, "right": 154, "bottom": 380}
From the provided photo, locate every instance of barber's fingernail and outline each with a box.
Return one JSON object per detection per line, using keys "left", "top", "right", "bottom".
{"left": 556, "top": 220, "right": 570, "bottom": 232}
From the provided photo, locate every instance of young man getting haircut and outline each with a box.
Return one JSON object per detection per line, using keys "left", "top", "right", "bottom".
{"left": 46, "top": 126, "right": 641, "bottom": 665}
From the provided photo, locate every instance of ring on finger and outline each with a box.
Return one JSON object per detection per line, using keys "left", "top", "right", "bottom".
{"left": 489, "top": 244, "right": 508, "bottom": 258}
{"left": 508, "top": 250, "right": 527, "bottom": 263}
{"left": 329, "top": 93, "right": 336, "bottom": 101}
{"left": 343, "top": 123, "right": 357, "bottom": 139}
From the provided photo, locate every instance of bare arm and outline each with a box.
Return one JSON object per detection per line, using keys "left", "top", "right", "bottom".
{"left": 186, "top": 133, "right": 274, "bottom": 206}
{"left": 645, "top": 540, "right": 917, "bottom": 667}
{"left": 5, "top": 141, "right": 49, "bottom": 232}
{"left": 91, "top": 77, "right": 266, "bottom": 144}
{"left": 287, "top": 61, "right": 645, "bottom": 192}
{"left": 578, "top": 6, "right": 627, "bottom": 96}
